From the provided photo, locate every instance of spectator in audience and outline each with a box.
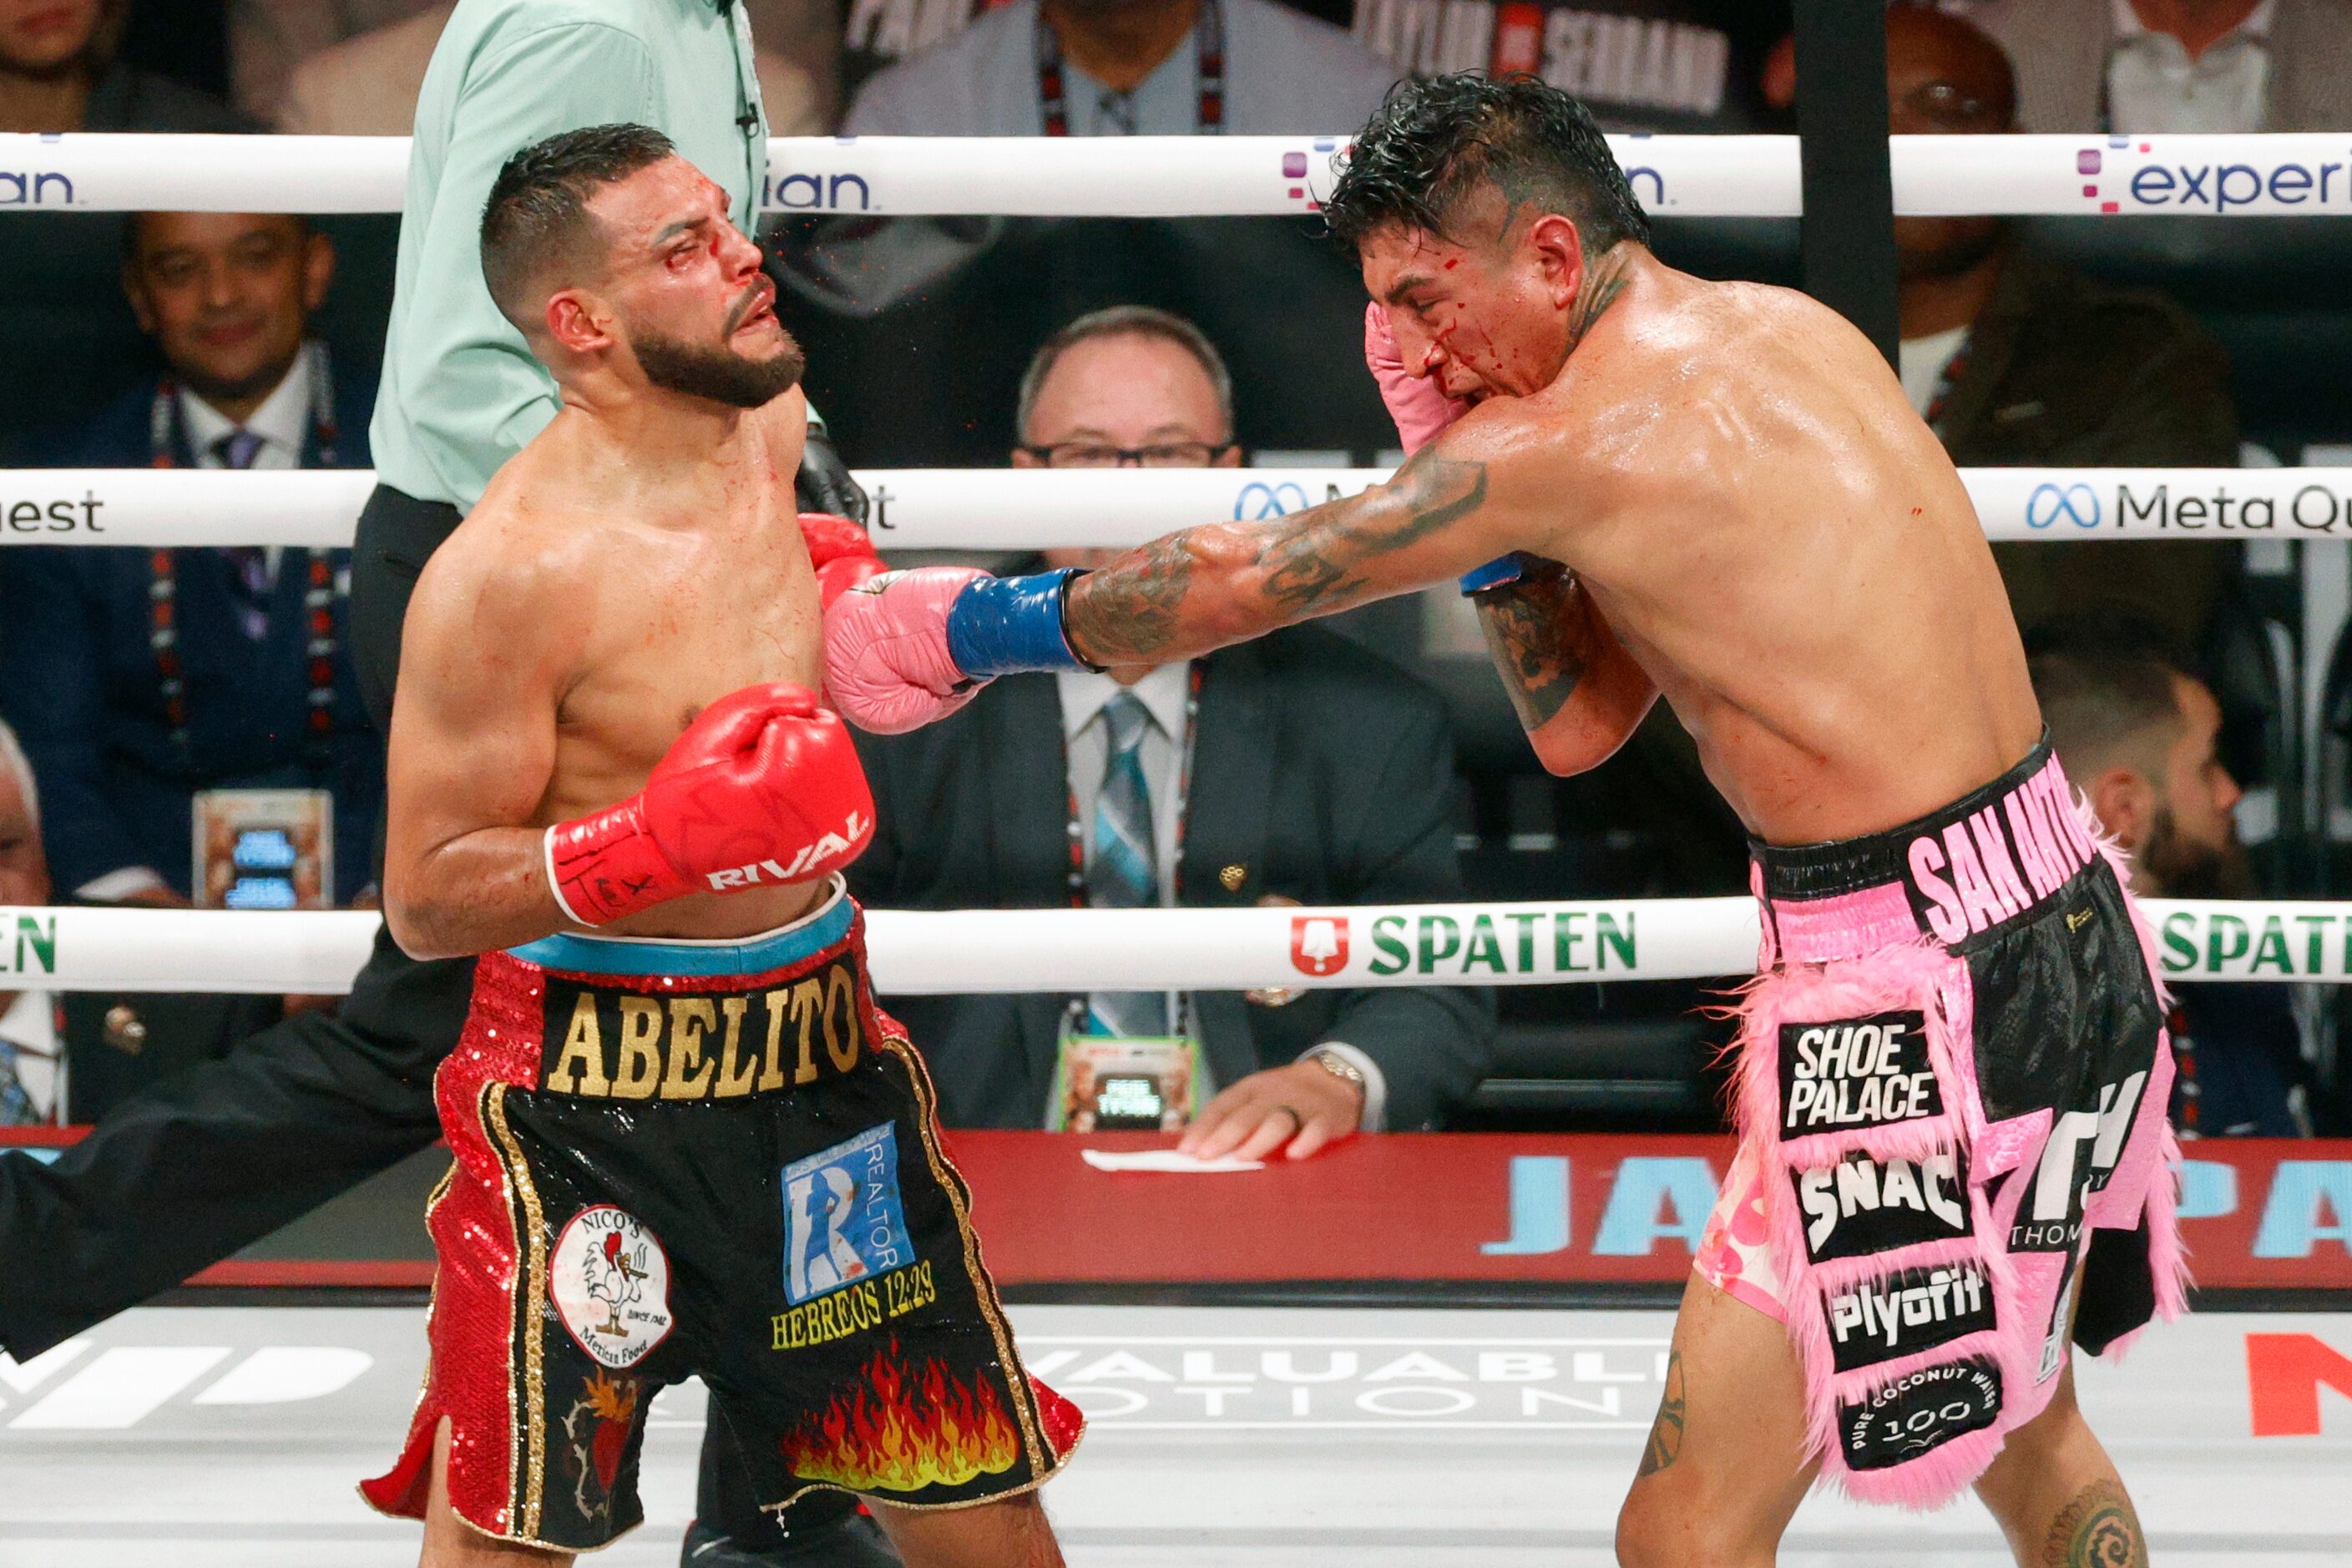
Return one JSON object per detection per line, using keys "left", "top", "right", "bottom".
{"left": 1880, "top": 5, "right": 2238, "bottom": 647}
{"left": 0, "top": 718, "right": 278, "bottom": 1124}
{"left": 847, "top": 0, "right": 1393, "bottom": 136}
{"left": 0, "top": 722, "right": 63, "bottom": 1127}
{"left": 274, "top": 1, "right": 830, "bottom": 135}
{"left": 783, "top": 0, "right": 1403, "bottom": 468}
{"left": 798, "top": 0, "right": 1400, "bottom": 318}
{"left": 0, "top": 210, "right": 382, "bottom": 911}
{"left": 1963, "top": 0, "right": 2352, "bottom": 133}
{"left": 848, "top": 306, "right": 1495, "bottom": 1146}
{"left": 230, "top": 0, "right": 842, "bottom": 127}
{"left": 1353, "top": 0, "right": 1791, "bottom": 134}
{"left": 0, "top": 0, "right": 240, "bottom": 130}
{"left": 0, "top": 0, "right": 250, "bottom": 459}
{"left": 2033, "top": 616, "right": 2306, "bottom": 1137}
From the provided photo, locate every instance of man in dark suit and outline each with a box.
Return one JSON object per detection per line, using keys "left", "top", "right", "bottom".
{"left": 856, "top": 306, "right": 1494, "bottom": 1154}
{"left": 1874, "top": 8, "right": 2240, "bottom": 648}
{"left": 1, "top": 210, "right": 382, "bottom": 912}
{"left": 0, "top": 713, "right": 281, "bottom": 1125}
{"left": 0, "top": 2, "right": 254, "bottom": 460}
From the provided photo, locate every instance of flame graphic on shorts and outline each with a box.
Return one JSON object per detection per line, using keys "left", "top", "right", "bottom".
{"left": 561, "top": 1368, "right": 640, "bottom": 1522}
{"left": 780, "top": 1345, "right": 1021, "bottom": 1494}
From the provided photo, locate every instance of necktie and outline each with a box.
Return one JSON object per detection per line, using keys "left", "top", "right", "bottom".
{"left": 1085, "top": 692, "right": 1167, "bottom": 1036}
{"left": 213, "top": 428, "right": 266, "bottom": 470}
{"left": 0, "top": 1041, "right": 38, "bottom": 1127}
{"left": 210, "top": 430, "right": 274, "bottom": 640}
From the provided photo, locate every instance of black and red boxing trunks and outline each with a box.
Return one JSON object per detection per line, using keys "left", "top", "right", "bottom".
{"left": 361, "top": 882, "right": 1082, "bottom": 1550}
{"left": 1695, "top": 740, "right": 2184, "bottom": 1506}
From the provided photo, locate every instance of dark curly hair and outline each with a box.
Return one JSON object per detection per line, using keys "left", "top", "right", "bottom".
{"left": 1324, "top": 74, "right": 1651, "bottom": 257}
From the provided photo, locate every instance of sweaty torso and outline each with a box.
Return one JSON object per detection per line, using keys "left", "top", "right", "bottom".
{"left": 1514, "top": 266, "right": 2041, "bottom": 845}
{"left": 457, "top": 411, "right": 824, "bottom": 938}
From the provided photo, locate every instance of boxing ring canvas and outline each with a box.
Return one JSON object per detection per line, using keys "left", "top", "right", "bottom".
{"left": 0, "top": 1302, "right": 2342, "bottom": 1566}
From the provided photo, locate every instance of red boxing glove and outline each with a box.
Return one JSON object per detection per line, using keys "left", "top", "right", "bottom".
{"left": 799, "top": 513, "right": 888, "bottom": 609}
{"left": 544, "top": 682, "right": 874, "bottom": 927}
{"left": 1364, "top": 301, "right": 1468, "bottom": 455}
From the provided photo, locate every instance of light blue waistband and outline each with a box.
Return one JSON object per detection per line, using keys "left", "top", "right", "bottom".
{"left": 509, "top": 882, "right": 852, "bottom": 978}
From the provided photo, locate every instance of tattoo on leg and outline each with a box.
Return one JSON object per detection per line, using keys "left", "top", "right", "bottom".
{"left": 1475, "top": 566, "right": 1586, "bottom": 729}
{"left": 2042, "top": 1479, "right": 2145, "bottom": 1568}
{"left": 1636, "top": 1351, "right": 1685, "bottom": 1476}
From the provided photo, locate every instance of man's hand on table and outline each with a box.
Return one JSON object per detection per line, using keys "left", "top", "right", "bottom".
{"left": 1178, "top": 1059, "right": 1366, "bottom": 1164}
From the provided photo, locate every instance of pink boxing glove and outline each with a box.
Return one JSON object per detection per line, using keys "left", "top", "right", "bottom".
{"left": 1364, "top": 301, "right": 1468, "bottom": 455}
{"left": 822, "top": 567, "right": 990, "bottom": 735}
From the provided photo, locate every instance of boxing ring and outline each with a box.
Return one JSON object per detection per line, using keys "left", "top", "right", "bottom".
{"left": 3, "top": 129, "right": 2350, "bottom": 1565}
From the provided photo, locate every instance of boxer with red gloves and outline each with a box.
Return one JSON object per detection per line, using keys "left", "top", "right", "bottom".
{"left": 371, "top": 131, "right": 1078, "bottom": 1564}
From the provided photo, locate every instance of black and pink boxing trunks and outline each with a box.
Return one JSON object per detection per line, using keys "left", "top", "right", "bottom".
{"left": 1697, "top": 739, "right": 2185, "bottom": 1505}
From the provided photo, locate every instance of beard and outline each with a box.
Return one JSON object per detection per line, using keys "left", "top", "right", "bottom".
{"left": 2139, "top": 806, "right": 2257, "bottom": 899}
{"left": 630, "top": 321, "right": 805, "bottom": 410}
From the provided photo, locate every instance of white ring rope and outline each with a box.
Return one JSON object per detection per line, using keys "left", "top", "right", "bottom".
{"left": 0, "top": 899, "right": 2332, "bottom": 995}
{"left": 0, "top": 467, "right": 2327, "bottom": 549}
{"left": 2, "top": 132, "right": 2347, "bottom": 217}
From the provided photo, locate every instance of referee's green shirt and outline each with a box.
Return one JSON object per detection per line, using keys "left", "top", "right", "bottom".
{"left": 371, "top": 0, "right": 766, "bottom": 511}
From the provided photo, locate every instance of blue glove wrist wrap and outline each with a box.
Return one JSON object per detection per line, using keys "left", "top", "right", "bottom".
{"left": 1459, "top": 554, "right": 1534, "bottom": 595}
{"left": 945, "top": 568, "right": 1090, "bottom": 677}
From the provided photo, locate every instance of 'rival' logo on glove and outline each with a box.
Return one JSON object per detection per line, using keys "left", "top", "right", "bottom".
{"left": 704, "top": 809, "right": 871, "bottom": 892}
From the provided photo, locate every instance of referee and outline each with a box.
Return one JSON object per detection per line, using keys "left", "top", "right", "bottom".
{"left": 0, "top": 3, "right": 886, "bottom": 1564}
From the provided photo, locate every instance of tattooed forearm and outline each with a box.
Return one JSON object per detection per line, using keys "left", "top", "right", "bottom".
{"left": 1636, "top": 1351, "right": 1685, "bottom": 1476}
{"left": 2041, "top": 1479, "right": 2145, "bottom": 1567}
{"left": 1475, "top": 563, "right": 1587, "bottom": 731}
{"left": 1065, "top": 447, "right": 1494, "bottom": 666}
{"left": 1069, "top": 532, "right": 1193, "bottom": 662}
{"left": 1259, "top": 453, "right": 1488, "bottom": 615}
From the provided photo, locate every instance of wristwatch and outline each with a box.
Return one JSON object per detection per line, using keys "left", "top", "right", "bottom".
{"left": 1306, "top": 1047, "right": 1367, "bottom": 1102}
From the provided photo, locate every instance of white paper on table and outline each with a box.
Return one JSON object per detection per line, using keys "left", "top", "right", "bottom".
{"left": 1079, "top": 1148, "right": 1265, "bottom": 1174}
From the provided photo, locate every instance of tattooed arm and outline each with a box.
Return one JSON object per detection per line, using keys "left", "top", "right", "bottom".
{"left": 1474, "top": 559, "right": 1657, "bottom": 776}
{"left": 1062, "top": 441, "right": 1520, "bottom": 668}
{"left": 822, "top": 404, "right": 1636, "bottom": 747}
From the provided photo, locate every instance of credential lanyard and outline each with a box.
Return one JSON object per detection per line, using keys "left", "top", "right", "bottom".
{"left": 145, "top": 340, "right": 346, "bottom": 776}
{"left": 1036, "top": 0, "right": 1225, "bottom": 137}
